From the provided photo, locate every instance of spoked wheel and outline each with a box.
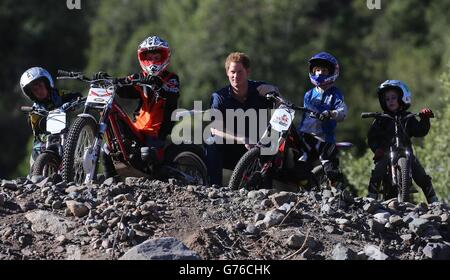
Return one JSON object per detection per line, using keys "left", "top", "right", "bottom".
{"left": 31, "top": 152, "right": 61, "bottom": 178}
{"left": 62, "top": 117, "right": 97, "bottom": 184}
{"left": 228, "top": 147, "right": 271, "bottom": 190}
{"left": 165, "top": 144, "right": 208, "bottom": 186}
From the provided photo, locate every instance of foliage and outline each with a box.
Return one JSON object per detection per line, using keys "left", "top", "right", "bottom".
{"left": 341, "top": 150, "right": 373, "bottom": 197}
{"left": 1, "top": 0, "right": 450, "bottom": 182}
{"left": 415, "top": 65, "right": 450, "bottom": 203}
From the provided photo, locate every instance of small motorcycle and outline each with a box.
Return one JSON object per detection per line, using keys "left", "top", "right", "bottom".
{"left": 21, "top": 99, "right": 85, "bottom": 177}
{"left": 57, "top": 70, "right": 208, "bottom": 186}
{"left": 361, "top": 111, "right": 432, "bottom": 202}
{"left": 228, "top": 93, "right": 352, "bottom": 190}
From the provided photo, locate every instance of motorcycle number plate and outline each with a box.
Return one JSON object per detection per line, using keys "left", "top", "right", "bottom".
{"left": 46, "top": 111, "right": 66, "bottom": 134}
{"left": 270, "top": 108, "right": 293, "bottom": 132}
{"left": 86, "top": 87, "right": 113, "bottom": 105}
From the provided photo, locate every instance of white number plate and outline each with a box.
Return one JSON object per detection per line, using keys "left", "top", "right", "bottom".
{"left": 47, "top": 111, "right": 66, "bottom": 134}
{"left": 86, "top": 87, "right": 114, "bottom": 105}
{"left": 270, "top": 108, "right": 294, "bottom": 132}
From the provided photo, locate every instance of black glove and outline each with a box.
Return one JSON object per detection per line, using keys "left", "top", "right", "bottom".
{"left": 318, "top": 110, "right": 332, "bottom": 121}
{"left": 61, "top": 102, "right": 71, "bottom": 111}
{"left": 92, "top": 72, "right": 110, "bottom": 81}
{"left": 141, "top": 75, "right": 164, "bottom": 90}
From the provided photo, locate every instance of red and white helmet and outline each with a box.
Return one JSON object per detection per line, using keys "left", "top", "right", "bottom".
{"left": 137, "top": 36, "right": 171, "bottom": 76}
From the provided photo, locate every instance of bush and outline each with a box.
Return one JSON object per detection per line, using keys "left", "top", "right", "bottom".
{"left": 415, "top": 68, "right": 450, "bottom": 203}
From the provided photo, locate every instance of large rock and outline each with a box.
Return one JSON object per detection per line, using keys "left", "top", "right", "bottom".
{"left": 25, "top": 210, "right": 77, "bottom": 236}
{"left": 364, "top": 245, "right": 389, "bottom": 260}
{"left": 269, "top": 192, "right": 297, "bottom": 208}
{"left": 119, "top": 237, "right": 200, "bottom": 260}
{"left": 363, "top": 200, "right": 380, "bottom": 214}
{"left": 388, "top": 215, "right": 404, "bottom": 227}
{"left": 409, "top": 218, "right": 430, "bottom": 236}
{"left": 263, "top": 210, "right": 285, "bottom": 228}
{"left": 1, "top": 180, "right": 17, "bottom": 191}
{"left": 286, "top": 234, "right": 317, "bottom": 249}
{"left": 17, "top": 199, "right": 37, "bottom": 212}
{"left": 422, "top": 243, "right": 450, "bottom": 260}
{"left": 247, "top": 190, "right": 266, "bottom": 201}
{"left": 373, "top": 212, "right": 391, "bottom": 225}
{"left": 331, "top": 243, "right": 356, "bottom": 260}
{"left": 66, "top": 201, "right": 90, "bottom": 217}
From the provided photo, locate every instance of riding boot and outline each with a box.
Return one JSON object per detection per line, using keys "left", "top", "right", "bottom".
{"left": 367, "top": 179, "right": 379, "bottom": 199}
{"left": 141, "top": 147, "right": 157, "bottom": 164}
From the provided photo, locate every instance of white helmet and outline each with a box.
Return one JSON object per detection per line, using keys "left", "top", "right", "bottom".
{"left": 20, "top": 67, "right": 54, "bottom": 101}
{"left": 137, "top": 36, "right": 171, "bottom": 76}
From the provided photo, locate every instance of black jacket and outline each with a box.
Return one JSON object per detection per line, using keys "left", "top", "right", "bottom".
{"left": 367, "top": 111, "right": 430, "bottom": 153}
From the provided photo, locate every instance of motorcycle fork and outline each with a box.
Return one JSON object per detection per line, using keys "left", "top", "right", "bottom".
{"left": 84, "top": 110, "right": 110, "bottom": 184}
{"left": 107, "top": 112, "right": 130, "bottom": 162}
{"left": 389, "top": 148, "right": 399, "bottom": 188}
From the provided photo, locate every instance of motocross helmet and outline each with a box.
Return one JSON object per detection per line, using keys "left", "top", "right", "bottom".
{"left": 20, "top": 67, "right": 54, "bottom": 102}
{"left": 308, "top": 52, "right": 340, "bottom": 87}
{"left": 137, "top": 36, "right": 171, "bottom": 76}
{"left": 377, "top": 80, "right": 411, "bottom": 112}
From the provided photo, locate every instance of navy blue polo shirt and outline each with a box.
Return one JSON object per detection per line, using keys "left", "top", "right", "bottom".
{"left": 210, "top": 80, "right": 273, "bottom": 141}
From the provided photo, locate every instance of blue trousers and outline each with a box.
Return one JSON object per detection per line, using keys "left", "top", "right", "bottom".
{"left": 204, "top": 143, "right": 248, "bottom": 186}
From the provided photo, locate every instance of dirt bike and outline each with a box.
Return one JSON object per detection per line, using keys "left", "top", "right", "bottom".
{"left": 57, "top": 70, "right": 208, "bottom": 186}
{"left": 228, "top": 93, "right": 352, "bottom": 190}
{"left": 21, "top": 98, "right": 85, "bottom": 177}
{"left": 361, "top": 111, "right": 432, "bottom": 202}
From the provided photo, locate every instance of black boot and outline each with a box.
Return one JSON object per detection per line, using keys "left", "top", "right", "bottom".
{"left": 367, "top": 178, "right": 380, "bottom": 199}
{"left": 141, "top": 147, "right": 157, "bottom": 164}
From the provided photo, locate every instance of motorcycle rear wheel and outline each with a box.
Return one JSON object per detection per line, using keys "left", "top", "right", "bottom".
{"left": 164, "top": 144, "right": 208, "bottom": 186}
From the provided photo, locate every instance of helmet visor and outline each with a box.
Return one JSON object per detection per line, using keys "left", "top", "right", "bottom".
{"left": 138, "top": 48, "right": 169, "bottom": 67}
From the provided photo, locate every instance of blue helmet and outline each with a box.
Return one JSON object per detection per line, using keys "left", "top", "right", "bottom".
{"left": 377, "top": 80, "right": 412, "bottom": 112}
{"left": 308, "top": 52, "right": 340, "bottom": 87}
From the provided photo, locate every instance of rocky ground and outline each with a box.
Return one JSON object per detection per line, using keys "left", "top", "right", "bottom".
{"left": 0, "top": 174, "right": 449, "bottom": 260}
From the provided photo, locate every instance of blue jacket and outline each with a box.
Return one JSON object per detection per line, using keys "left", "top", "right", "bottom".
{"left": 297, "top": 86, "right": 347, "bottom": 143}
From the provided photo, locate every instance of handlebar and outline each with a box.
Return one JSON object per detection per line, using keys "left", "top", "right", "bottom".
{"left": 20, "top": 106, "right": 34, "bottom": 113}
{"left": 361, "top": 112, "right": 383, "bottom": 119}
{"left": 57, "top": 70, "right": 159, "bottom": 92}
{"left": 266, "top": 93, "right": 320, "bottom": 120}
{"left": 361, "top": 112, "right": 434, "bottom": 119}
{"left": 20, "top": 97, "right": 87, "bottom": 115}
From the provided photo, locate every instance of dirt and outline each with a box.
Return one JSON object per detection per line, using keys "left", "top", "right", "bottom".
{"left": 0, "top": 175, "right": 449, "bottom": 260}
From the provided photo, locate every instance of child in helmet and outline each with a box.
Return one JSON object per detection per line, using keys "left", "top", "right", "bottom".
{"left": 19, "top": 67, "right": 82, "bottom": 169}
{"left": 94, "top": 36, "right": 180, "bottom": 178}
{"left": 367, "top": 80, "right": 438, "bottom": 203}
{"left": 297, "top": 52, "right": 348, "bottom": 187}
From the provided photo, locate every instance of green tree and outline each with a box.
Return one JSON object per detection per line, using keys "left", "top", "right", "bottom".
{"left": 415, "top": 65, "right": 450, "bottom": 203}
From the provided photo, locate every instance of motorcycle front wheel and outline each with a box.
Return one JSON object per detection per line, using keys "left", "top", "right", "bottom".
{"left": 228, "top": 147, "right": 271, "bottom": 190}
{"left": 31, "top": 152, "right": 61, "bottom": 178}
{"left": 62, "top": 117, "right": 97, "bottom": 184}
{"left": 397, "top": 157, "right": 412, "bottom": 203}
